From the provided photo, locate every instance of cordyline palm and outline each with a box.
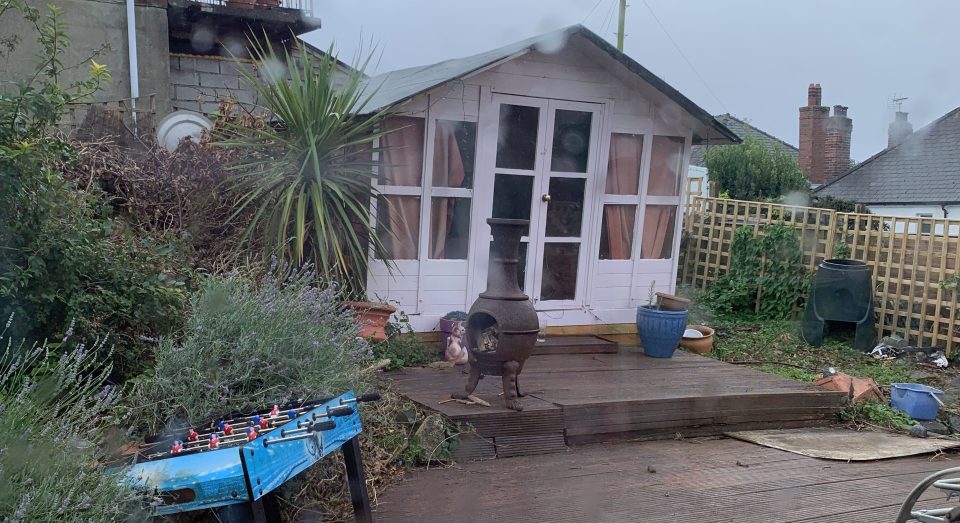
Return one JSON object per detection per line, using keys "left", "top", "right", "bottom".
{"left": 215, "top": 37, "right": 392, "bottom": 295}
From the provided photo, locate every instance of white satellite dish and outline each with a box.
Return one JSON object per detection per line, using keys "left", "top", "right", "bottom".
{"left": 155, "top": 110, "right": 213, "bottom": 152}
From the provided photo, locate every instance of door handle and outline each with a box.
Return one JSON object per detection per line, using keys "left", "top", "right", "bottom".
{"left": 541, "top": 194, "right": 551, "bottom": 202}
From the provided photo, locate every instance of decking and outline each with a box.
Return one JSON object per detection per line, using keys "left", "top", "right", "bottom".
{"left": 373, "top": 437, "right": 955, "bottom": 522}
{"left": 388, "top": 337, "right": 847, "bottom": 459}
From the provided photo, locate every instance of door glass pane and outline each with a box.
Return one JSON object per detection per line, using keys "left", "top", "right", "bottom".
{"left": 545, "top": 177, "right": 585, "bottom": 237}
{"left": 432, "top": 120, "right": 476, "bottom": 188}
{"left": 429, "top": 197, "right": 470, "bottom": 259}
{"left": 495, "top": 104, "right": 539, "bottom": 170}
{"left": 599, "top": 205, "right": 637, "bottom": 260}
{"left": 376, "top": 195, "right": 420, "bottom": 259}
{"left": 648, "top": 136, "right": 684, "bottom": 196}
{"left": 551, "top": 109, "right": 592, "bottom": 173}
{"left": 541, "top": 243, "right": 579, "bottom": 301}
{"left": 606, "top": 133, "right": 643, "bottom": 195}
{"left": 380, "top": 116, "right": 425, "bottom": 186}
{"left": 640, "top": 205, "right": 678, "bottom": 259}
{"left": 492, "top": 173, "right": 534, "bottom": 235}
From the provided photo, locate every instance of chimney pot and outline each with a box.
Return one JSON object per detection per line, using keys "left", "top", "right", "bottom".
{"left": 807, "top": 83, "right": 822, "bottom": 106}
{"left": 833, "top": 105, "right": 848, "bottom": 117}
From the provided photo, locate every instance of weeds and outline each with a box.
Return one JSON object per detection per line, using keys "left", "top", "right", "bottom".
{"left": 372, "top": 310, "right": 438, "bottom": 370}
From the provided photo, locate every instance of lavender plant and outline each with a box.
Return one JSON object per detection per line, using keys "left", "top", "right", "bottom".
{"left": 128, "top": 269, "right": 371, "bottom": 435}
{"left": 0, "top": 315, "right": 140, "bottom": 522}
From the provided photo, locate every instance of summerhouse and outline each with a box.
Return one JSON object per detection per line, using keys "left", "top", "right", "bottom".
{"left": 361, "top": 24, "right": 738, "bottom": 332}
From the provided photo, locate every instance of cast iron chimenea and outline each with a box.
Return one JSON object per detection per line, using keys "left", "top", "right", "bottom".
{"left": 453, "top": 218, "right": 540, "bottom": 411}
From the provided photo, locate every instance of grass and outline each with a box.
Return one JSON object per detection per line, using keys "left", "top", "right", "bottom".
{"left": 703, "top": 313, "right": 925, "bottom": 431}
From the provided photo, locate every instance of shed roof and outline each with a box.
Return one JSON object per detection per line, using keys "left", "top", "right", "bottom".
{"left": 359, "top": 24, "right": 738, "bottom": 145}
{"left": 689, "top": 114, "right": 798, "bottom": 167}
{"left": 815, "top": 107, "right": 960, "bottom": 204}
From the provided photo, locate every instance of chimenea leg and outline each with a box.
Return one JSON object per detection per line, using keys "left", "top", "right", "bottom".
{"left": 452, "top": 364, "right": 481, "bottom": 400}
{"left": 502, "top": 361, "right": 522, "bottom": 411}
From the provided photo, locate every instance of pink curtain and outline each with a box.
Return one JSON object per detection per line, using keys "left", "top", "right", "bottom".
{"left": 430, "top": 122, "right": 467, "bottom": 258}
{"left": 648, "top": 136, "right": 683, "bottom": 196}
{"left": 641, "top": 205, "right": 677, "bottom": 259}
{"left": 603, "top": 134, "right": 643, "bottom": 259}
{"left": 380, "top": 117, "right": 425, "bottom": 259}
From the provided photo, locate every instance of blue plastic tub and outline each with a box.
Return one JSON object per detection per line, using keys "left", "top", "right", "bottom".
{"left": 636, "top": 305, "right": 688, "bottom": 358}
{"left": 890, "top": 383, "right": 944, "bottom": 420}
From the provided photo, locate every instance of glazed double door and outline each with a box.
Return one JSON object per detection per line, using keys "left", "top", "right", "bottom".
{"left": 484, "top": 94, "right": 602, "bottom": 309}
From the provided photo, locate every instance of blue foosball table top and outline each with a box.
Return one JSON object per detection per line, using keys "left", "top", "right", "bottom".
{"left": 116, "top": 390, "right": 371, "bottom": 516}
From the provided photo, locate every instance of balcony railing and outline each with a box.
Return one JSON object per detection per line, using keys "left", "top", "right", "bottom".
{"left": 192, "top": 0, "right": 313, "bottom": 16}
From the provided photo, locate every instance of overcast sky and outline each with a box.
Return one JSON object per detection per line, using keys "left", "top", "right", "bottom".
{"left": 302, "top": 0, "right": 959, "bottom": 161}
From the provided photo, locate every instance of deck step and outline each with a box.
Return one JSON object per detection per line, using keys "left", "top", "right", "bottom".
{"left": 530, "top": 335, "right": 618, "bottom": 355}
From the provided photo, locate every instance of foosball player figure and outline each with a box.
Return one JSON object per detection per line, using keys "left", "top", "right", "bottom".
{"left": 209, "top": 433, "right": 220, "bottom": 449}
{"left": 171, "top": 440, "right": 183, "bottom": 454}
{"left": 186, "top": 428, "right": 199, "bottom": 442}
{"left": 247, "top": 426, "right": 258, "bottom": 442}
{"left": 218, "top": 420, "right": 233, "bottom": 436}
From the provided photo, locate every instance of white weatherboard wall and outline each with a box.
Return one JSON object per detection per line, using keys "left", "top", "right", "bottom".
{"left": 367, "top": 36, "right": 697, "bottom": 332}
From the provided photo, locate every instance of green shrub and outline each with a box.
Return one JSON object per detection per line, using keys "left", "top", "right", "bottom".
{"left": 0, "top": 3, "right": 191, "bottom": 382}
{"left": 709, "top": 224, "right": 810, "bottom": 319}
{"left": 705, "top": 134, "right": 809, "bottom": 201}
{"left": 128, "top": 269, "right": 371, "bottom": 435}
{"left": 0, "top": 317, "right": 142, "bottom": 522}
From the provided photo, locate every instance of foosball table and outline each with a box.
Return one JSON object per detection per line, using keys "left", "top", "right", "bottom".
{"left": 115, "top": 390, "right": 380, "bottom": 522}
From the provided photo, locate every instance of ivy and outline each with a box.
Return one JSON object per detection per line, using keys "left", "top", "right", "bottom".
{"left": 709, "top": 223, "right": 811, "bottom": 319}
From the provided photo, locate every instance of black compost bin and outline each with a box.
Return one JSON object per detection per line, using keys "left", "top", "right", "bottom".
{"left": 800, "top": 259, "right": 876, "bottom": 351}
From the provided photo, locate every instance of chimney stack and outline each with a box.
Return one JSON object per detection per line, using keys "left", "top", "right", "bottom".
{"left": 799, "top": 83, "right": 829, "bottom": 184}
{"left": 824, "top": 105, "right": 853, "bottom": 183}
{"left": 888, "top": 111, "right": 913, "bottom": 147}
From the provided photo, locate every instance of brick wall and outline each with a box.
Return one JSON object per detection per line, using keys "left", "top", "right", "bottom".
{"left": 824, "top": 105, "right": 852, "bottom": 183}
{"left": 799, "top": 84, "right": 852, "bottom": 185}
{"left": 798, "top": 84, "right": 828, "bottom": 184}
{"left": 169, "top": 54, "right": 259, "bottom": 116}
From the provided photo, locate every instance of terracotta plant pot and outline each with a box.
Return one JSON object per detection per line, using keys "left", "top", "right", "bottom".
{"left": 656, "top": 292, "right": 690, "bottom": 312}
{"left": 344, "top": 301, "right": 396, "bottom": 343}
{"left": 680, "top": 325, "right": 715, "bottom": 354}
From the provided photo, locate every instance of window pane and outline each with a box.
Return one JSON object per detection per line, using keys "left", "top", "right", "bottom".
{"left": 648, "top": 136, "right": 684, "bottom": 196}
{"left": 432, "top": 120, "right": 476, "bottom": 189}
{"left": 640, "top": 205, "right": 678, "bottom": 259}
{"left": 380, "top": 116, "right": 425, "bottom": 186}
{"left": 551, "top": 109, "right": 592, "bottom": 173}
{"left": 495, "top": 104, "right": 539, "bottom": 170}
{"left": 599, "top": 205, "right": 637, "bottom": 260}
{"left": 606, "top": 133, "right": 642, "bottom": 195}
{"left": 492, "top": 173, "right": 534, "bottom": 236}
{"left": 545, "top": 177, "right": 585, "bottom": 237}
{"left": 376, "top": 195, "right": 420, "bottom": 259}
{"left": 430, "top": 197, "right": 471, "bottom": 259}
{"left": 540, "top": 243, "right": 579, "bottom": 300}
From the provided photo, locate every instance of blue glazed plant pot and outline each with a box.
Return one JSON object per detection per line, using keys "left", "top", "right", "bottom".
{"left": 636, "top": 305, "right": 688, "bottom": 358}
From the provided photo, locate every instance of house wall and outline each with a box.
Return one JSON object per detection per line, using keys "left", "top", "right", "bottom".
{"left": 1, "top": 0, "right": 171, "bottom": 115}
{"left": 368, "top": 38, "right": 695, "bottom": 332}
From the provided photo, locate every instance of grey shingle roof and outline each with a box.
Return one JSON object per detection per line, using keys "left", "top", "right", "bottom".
{"left": 359, "top": 25, "right": 739, "bottom": 146}
{"left": 689, "top": 114, "right": 798, "bottom": 167}
{"left": 815, "top": 107, "right": 960, "bottom": 204}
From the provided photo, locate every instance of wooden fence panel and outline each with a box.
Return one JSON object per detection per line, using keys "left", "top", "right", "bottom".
{"left": 681, "top": 197, "right": 960, "bottom": 355}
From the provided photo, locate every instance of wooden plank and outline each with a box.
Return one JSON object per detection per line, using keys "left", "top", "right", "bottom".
{"left": 529, "top": 335, "right": 617, "bottom": 355}
{"left": 374, "top": 437, "right": 957, "bottom": 522}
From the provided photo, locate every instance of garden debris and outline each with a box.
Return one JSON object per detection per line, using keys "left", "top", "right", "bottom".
{"left": 438, "top": 394, "right": 491, "bottom": 407}
{"left": 918, "top": 420, "right": 951, "bottom": 436}
{"left": 905, "top": 423, "right": 928, "bottom": 438}
{"left": 869, "top": 337, "right": 948, "bottom": 368}
{"left": 814, "top": 372, "right": 883, "bottom": 402}
{"left": 428, "top": 360, "right": 456, "bottom": 369}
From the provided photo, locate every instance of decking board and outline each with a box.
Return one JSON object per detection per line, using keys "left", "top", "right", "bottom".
{"left": 387, "top": 342, "right": 847, "bottom": 459}
{"left": 374, "top": 438, "right": 956, "bottom": 522}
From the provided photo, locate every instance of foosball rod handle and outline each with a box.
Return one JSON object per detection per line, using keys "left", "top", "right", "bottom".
{"left": 340, "top": 393, "right": 381, "bottom": 405}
